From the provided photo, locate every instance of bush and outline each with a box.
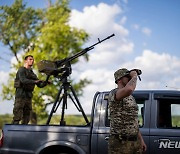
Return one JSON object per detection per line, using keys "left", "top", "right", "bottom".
{"left": 0, "top": 114, "right": 13, "bottom": 129}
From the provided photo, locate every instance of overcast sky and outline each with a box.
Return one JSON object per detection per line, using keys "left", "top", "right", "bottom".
{"left": 0, "top": 0, "right": 180, "bottom": 115}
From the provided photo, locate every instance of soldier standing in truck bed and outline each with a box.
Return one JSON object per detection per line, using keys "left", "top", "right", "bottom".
{"left": 12, "top": 55, "right": 48, "bottom": 124}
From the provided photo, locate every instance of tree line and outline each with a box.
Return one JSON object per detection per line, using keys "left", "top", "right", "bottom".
{"left": 0, "top": 0, "right": 91, "bottom": 122}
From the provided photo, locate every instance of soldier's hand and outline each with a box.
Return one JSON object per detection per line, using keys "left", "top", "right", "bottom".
{"left": 35, "top": 80, "right": 43, "bottom": 84}
{"left": 47, "top": 80, "right": 52, "bottom": 84}
{"left": 129, "top": 70, "right": 138, "bottom": 78}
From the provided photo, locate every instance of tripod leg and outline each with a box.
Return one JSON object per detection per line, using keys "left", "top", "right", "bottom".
{"left": 46, "top": 85, "right": 63, "bottom": 125}
{"left": 54, "top": 95, "right": 63, "bottom": 112}
{"left": 69, "top": 85, "right": 90, "bottom": 125}
{"left": 60, "top": 90, "right": 67, "bottom": 126}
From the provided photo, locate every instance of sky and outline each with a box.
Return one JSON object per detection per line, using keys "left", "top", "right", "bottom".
{"left": 0, "top": 0, "right": 180, "bottom": 115}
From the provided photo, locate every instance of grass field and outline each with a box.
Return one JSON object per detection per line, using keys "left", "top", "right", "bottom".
{"left": 1, "top": 114, "right": 180, "bottom": 129}
{"left": 0, "top": 114, "right": 90, "bottom": 129}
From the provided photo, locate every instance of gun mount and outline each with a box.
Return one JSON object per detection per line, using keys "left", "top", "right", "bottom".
{"left": 37, "top": 34, "right": 115, "bottom": 125}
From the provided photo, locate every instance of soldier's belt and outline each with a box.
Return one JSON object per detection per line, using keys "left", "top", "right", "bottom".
{"left": 113, "top": 134, "right": 137, "bottom": 141}
{"left": 121, "top": 135, "right": 137, "bottom": 141}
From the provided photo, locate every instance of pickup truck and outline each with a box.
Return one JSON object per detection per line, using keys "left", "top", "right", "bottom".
{"left": 1, "top": 90, "right": 180, "bottom": 154}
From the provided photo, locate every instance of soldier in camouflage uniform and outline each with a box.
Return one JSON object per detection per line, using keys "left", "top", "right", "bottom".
{"left": 12, "top": 55, "right": 48, "bottom": 124}
{"left": 108, "top": 68, "right": 147, "bottom": 154}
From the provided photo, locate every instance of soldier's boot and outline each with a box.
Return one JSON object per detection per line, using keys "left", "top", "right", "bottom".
{"left": 12, "top": 120, "right": 20, "bottom": 124}
{"left": 22, "top": 109, "right": 31, "bottom": 124}
{"left": 22, "top": 116, "right": 30, "bottom": 124}
{"left": 12, "top": 113, "right": 21, "bottom": 124}
{"left": 12, "top": 103, "right": 23, "bottom": 125}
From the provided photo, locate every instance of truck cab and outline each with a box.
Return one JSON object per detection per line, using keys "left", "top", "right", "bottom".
{"left": 93, "top": 90, "right": 180, "bottom": 154}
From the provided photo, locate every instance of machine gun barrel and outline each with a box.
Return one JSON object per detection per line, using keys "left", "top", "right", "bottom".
{"left": 37, "top": 34, "right": 115, "bottom": 76}
{"left": 55, "top": 34, "right": 115, "bottom": 67}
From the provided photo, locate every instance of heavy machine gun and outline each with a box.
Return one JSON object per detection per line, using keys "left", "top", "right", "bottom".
{"left": 37, "top": 34, "right": 115, "bottom": 125}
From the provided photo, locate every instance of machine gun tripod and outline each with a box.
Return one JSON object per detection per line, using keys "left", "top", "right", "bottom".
{"left": 46, "top": 63, "right": 89, "bottom": 125}
{"left": 37, "top": 34, "right": 115, "bottom": 125}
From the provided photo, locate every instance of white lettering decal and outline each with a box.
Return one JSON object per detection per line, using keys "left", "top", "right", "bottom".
{"left": 175, "top": 142, "right": 180, "bottom": 148}
{"left": 159, "top": 141, "right": 168, "bottom": 148}
{"left": 158, "top": 139, "right": 180, "bottom": 149}
{"left": 168, "top": 141, "right": 175, "bottom": 148}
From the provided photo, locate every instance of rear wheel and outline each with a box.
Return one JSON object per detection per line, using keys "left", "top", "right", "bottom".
{"left": 40, "top": 146, "right": 79, "bottom": 154}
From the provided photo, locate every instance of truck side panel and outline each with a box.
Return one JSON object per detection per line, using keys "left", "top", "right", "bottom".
{"left": 1, "top": 125, "right": 91, "bottom": 154}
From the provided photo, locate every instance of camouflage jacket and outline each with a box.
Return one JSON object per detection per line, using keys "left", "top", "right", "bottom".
{"left": 14, "top": 67, "right": 47, "bottom": 98}
{"left": 108, "top": 88, "right": 139, "bottom": 137}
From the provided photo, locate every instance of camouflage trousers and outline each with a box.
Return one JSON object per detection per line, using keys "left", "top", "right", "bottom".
{"left": 12, "top": 97, "right": 32, "bottom": 124}
{"left": 108, "top": 135, "right": 142, "bottom": 154}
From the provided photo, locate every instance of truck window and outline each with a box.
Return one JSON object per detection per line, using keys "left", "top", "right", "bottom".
{"left": 137, "top": 100, "right": 145, "bottom": 127}
{"left": 158, "top": 100, "right": 180, "bottom": 128}
{"left": 105, "top": 99, "right": 145, "bottom": 127}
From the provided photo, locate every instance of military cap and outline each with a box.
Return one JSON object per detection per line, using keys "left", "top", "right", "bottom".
{"left": 114, "top": 68, "right": 129, "bottom": 83}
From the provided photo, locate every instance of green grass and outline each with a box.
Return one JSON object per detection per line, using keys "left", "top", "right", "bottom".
{"left": 0, "top": 114, "right": 90, "bottom": 129}
{"left": 39, "top": 114, "right": 91, "bottom": 126}
{"left": 0, "top": 114, "right": 13, "bottom": 129}
{"left": 1, "top": 114, "right": 180, "bottom": 129}
{"left": 172, "top": 116, "right": 180, "bottom": 127}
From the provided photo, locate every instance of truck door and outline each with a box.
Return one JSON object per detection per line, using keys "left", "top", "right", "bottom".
{"left": 149, "top": 92, "right": 180, "bottom": 154}
{"left": 96, "top": 91, "right": 150, "bottom": 154}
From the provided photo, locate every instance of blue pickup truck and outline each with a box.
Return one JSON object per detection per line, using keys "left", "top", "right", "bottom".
{"left": 0, "top": 90, "right": 180, "bottom": 154}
